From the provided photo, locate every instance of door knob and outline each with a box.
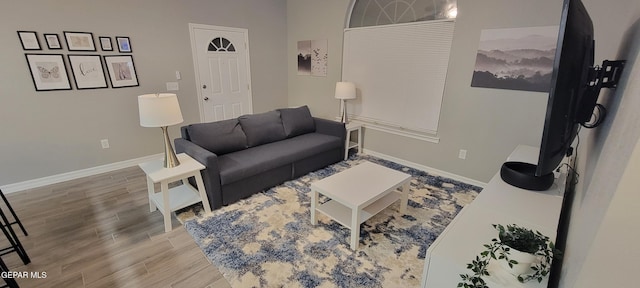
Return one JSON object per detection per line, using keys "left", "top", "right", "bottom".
{"left": 202, "top": 85, "right": 207, "bottom": 89}
{"left": 204, "top": 97, "right": 209, "bottom": 101}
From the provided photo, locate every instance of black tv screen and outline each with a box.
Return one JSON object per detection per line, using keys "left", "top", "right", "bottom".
{"left": 536, "top": 0, "right": 594, "bottom": 176}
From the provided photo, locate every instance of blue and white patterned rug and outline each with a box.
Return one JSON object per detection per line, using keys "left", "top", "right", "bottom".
{"left": 176, "top": 155, "right": 482, "bottom": 288}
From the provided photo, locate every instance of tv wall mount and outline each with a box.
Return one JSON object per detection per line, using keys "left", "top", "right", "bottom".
{"left": 501, "top": 59, "right": 625, "bottom": 192}
{"left": 577, "top": 60, "right": 626, "bottom": 128}
{"left": 589, "top": 60, "right": 626, "bottom": 89}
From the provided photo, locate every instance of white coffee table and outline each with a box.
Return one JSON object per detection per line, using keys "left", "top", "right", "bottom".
{"left": 310, "top": 161, "right": 412, "bottom": 249}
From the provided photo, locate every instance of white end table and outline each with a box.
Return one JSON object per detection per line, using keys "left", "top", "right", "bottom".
{"left": 138, "top": 153, "right": 211, "bottom": 232}
{"left": 310, "top": 161, "right": 411, "bottom": 249}
{"left": 345, "top": 122, "right": 363, "bottom": 160}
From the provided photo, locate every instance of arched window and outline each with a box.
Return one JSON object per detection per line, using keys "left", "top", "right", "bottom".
{"left": 208, "top": 37, "right": 236, "bottom": 52}
{"left": 342, "top": 0, "right": 457, "bottom": 139}
{"left": 349, "top": 0, "right": 457, "bottom": 28}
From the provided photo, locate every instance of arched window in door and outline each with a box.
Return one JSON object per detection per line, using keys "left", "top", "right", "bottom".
{"left": 349, "top": 0, "right": 457, "bottom": 28}
{"left": 208, "top": 37, "right": 236, "bottom": 52}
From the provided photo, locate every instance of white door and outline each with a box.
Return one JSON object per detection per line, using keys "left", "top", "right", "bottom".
{"left": 190, "top": 24, "right": 252, "bottom": 122}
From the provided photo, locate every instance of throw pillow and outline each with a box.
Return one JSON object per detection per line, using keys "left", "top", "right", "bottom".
{"left": 278, "top": 105, "right": 316, "bottom": 138}
{"left": 238, "top": 110, "right": 286, "bottom": 147}
{"left": 187, "top": 119, "right": 248, "bottom": 155}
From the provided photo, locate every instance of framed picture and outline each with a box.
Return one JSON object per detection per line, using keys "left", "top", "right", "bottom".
{"left": 44, "top": 33, "right": 62, "bottom": 49}
{"left": 116, "top": 36, "right": 132, "bottom": 52}
{"left": 471, "top": 26, "right": 559, "bottom": 92}
{"left": 68, "top": 55, "right": 108, "bottom": 89}
{"left": 63, "top": 31, "right": 96, "bottom": 51}
{"left": 24, "top": 54, "right": 72, "bottom": 91}
{"left": 99, "top": 37, "right": 113, "bottom": 51}
{"left": 104, "top": 55, "right": 139, "bottom": 88}
{"left": 297, "top": 39, "right": 328, "bottom": 76}
{"left": 17, "top": 31, "right": 41, "bottom": 50}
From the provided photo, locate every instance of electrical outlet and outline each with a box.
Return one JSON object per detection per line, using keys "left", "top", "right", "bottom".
{"left": 458, "top": 149, "right": 467, "bottom": 159}
{"left": 101, "top": 139, "right": 110, "bottom": 149}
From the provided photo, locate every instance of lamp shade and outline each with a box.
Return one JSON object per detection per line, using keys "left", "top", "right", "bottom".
{"left": 138, "top": 93, "right": 184, "bottom": 127}
{"left": 335, "top": 82, "right": 356, "bottom": 100}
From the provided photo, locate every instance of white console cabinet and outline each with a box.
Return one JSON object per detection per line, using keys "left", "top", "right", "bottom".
{"left": 421, "top": 145, "right": 564, "bottom": 288}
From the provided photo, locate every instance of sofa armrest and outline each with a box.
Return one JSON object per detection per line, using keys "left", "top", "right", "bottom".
{"left": 174, "top": 138, "right": 223, "bottom": 210}
{"left": 314, "top": 117, "right": 346, "bottom": 141}
{"left": 314, "top": 118, "right": 346, "bottom": 158}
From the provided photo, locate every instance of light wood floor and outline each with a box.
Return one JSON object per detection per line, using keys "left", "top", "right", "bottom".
{"left": 1, "top": 166, "right": 231, "bottom": 288}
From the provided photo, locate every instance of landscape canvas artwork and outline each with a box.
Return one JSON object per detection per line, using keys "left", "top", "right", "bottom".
{"left": 471, "top": 26, "right": 559, "bottom": 92}
{"left": 297, "top": 40, "right": 311, "bottom": 75}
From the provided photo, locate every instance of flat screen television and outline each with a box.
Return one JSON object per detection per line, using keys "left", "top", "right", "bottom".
{"left": 536, "top": 0, "right": 593, "bottom": 178}
{"left": 500, "top": 0, "right": 624, "bottom": 191}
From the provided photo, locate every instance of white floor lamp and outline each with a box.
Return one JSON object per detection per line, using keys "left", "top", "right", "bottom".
{"left": 138, "top": 93, "right": 184, "bottom": 168}
{"left": 335, "top": 82, "right": 356, "bottom": 124}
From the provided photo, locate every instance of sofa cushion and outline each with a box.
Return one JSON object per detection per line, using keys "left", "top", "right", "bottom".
{"left": 217, "top": 133, "right": 342, "bottom": 185}
{"left": 238, "top": 111, "right": 286, "bottom": 147}
{"left": 186, "top": 119, "right": 247, "bottom": 155}
{"left": 278, "top": 105, "right": 316, "bottom": 138}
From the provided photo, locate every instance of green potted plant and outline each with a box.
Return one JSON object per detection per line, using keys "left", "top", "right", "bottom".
{"left": 458, "top": 224, "right": 559, "bottom": 288}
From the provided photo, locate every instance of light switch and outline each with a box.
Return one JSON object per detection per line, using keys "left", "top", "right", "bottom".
{"left": 166, "top": 82, "right": 179, "bottom": 91}
{"left": 175, "top": 71, "right": 181, "bottom": 80}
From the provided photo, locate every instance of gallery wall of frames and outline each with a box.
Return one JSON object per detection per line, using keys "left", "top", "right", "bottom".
{"left": 17, "top": 31, "right": 139, "bottom": 91}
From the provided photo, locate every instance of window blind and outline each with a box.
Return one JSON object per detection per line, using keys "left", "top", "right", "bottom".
{"left": 342, "top": 20, "right": 455, "bottom": 135}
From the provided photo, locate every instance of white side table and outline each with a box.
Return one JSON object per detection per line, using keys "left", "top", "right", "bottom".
{"left": 138, "top": 153, "right": 211, "bottom": 232}
{"left": 345, "top": 122, "right": 363, "bottom": 160}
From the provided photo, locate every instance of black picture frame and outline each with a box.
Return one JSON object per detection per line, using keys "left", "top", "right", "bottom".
{"left": 99, "top": 37, "right": 113, "bottom": 51}
{"left": 24, "top": 53, "right": 72, "bottom": 91}
{"left": 103, "top": 55, "right": 139, "bottom": 88}
{"left": 115, "top": 36, "right": 132, "bottom": 53}
{"left": 17, "top": 31, "right": 41, "bottom": 50}
{"left": 68, "top": 54, "right": 108, "bottom": 89}
{"left": 43, "top": 33, "right": 62, "bottom": 49}
{"left": 63, "top": 31, "right": 96, "bottom": 51}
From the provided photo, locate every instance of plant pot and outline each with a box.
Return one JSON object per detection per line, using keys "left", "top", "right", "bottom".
{"left": 497, "top": 246, "right": 538, "bottom": 276}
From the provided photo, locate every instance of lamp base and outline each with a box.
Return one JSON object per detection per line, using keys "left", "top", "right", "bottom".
{"left": 340, "top": 99, "right": 349, "bottom": 124}
{"left": 161, "top": 126, "right": 180, "bottom": 168}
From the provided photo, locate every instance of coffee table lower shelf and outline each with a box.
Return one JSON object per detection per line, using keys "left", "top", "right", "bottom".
{"left": 316, "top": 191, "right": 401, "bottom": 228}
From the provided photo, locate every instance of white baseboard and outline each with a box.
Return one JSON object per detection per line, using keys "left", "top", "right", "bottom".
{"left": 3, "top": 150, "right": 486, "bottom": 194}
{"left": 1, "top": 153, "right": 163, "bottom": 194}
{"left": 362, "top": 149, "right": 487, "bottom": 188}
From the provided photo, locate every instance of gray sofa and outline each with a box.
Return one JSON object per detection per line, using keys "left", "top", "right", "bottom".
{"left": 175, "top": 105, "right": 346, "bottom": 210}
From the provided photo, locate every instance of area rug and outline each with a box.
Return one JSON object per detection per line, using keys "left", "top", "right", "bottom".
{"left": 176, "top": 155, "right": 482, "bottom": 288}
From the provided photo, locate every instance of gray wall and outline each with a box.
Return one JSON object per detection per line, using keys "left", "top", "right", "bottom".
{"left": 562, "top": 6, "right": 640, "bottom": 286}
{"left": 287, "top": 0, "right": 640, "bottom": 286}
{"left": 287, "top": 0, "right": 349, "bottom": 116}
{"left": 288, "top": 0, "right": 563, "bottom": 183}
{"left": 287, "top": 0, "right": 637, "bottom": 183}
{"left": 0, "top": 0, "right": 287, "bottom": 185}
